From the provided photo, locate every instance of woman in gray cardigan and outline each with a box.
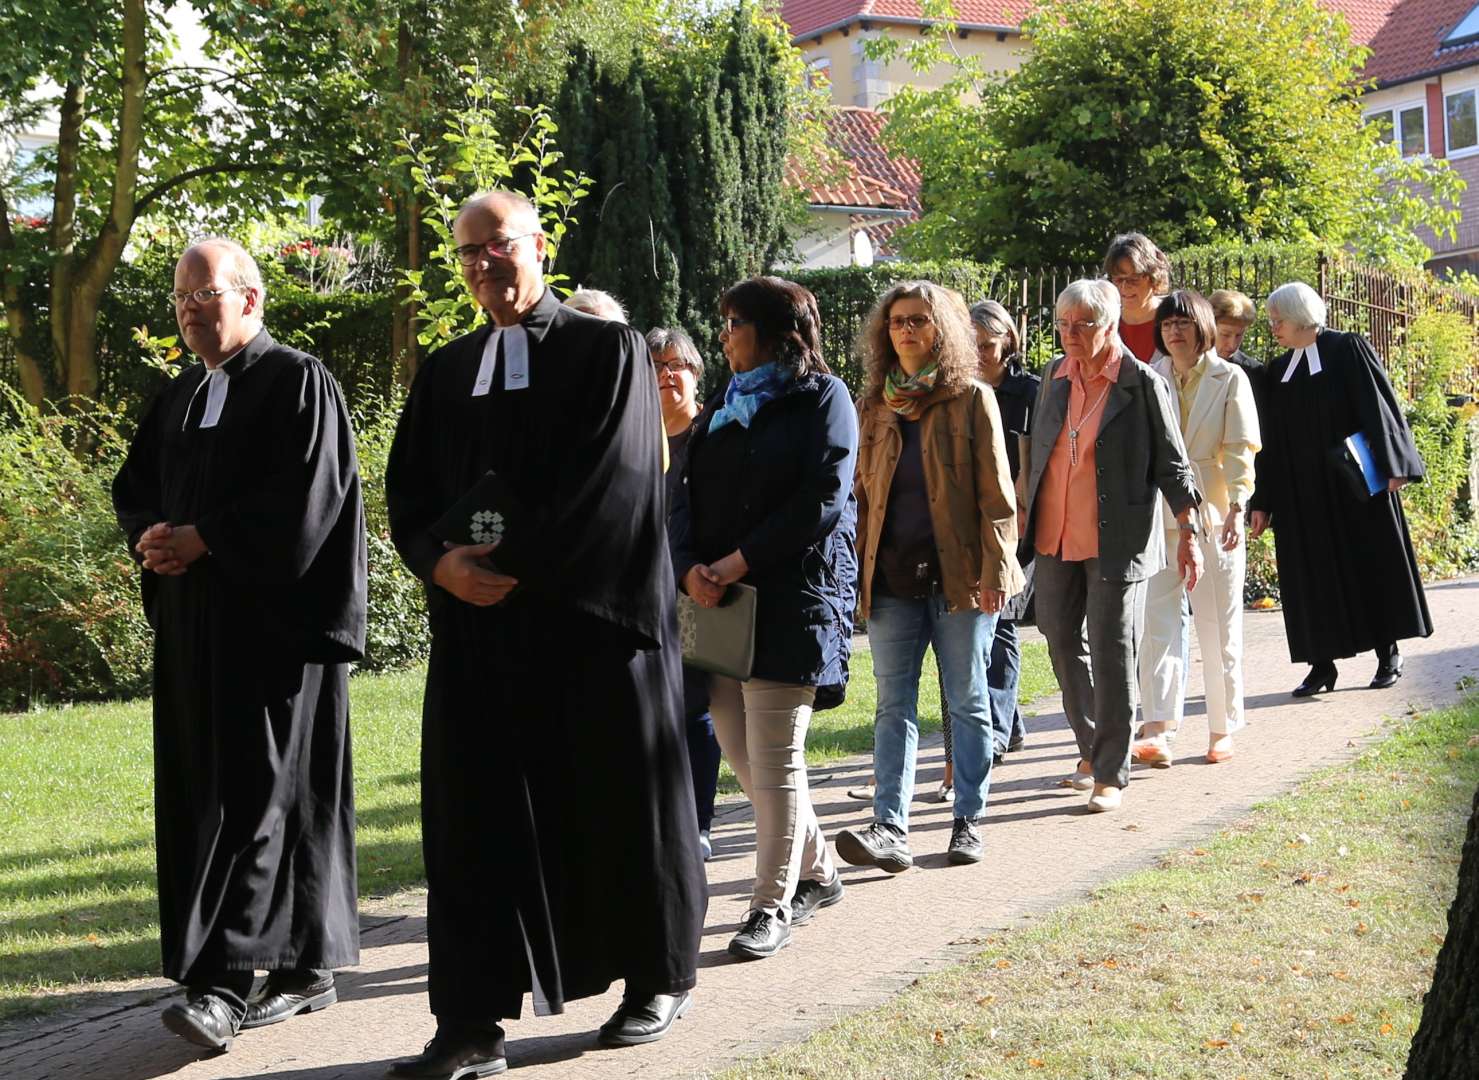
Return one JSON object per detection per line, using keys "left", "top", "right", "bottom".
{"left": 1024, "top": 279, "right": 1202, "bottom": 813}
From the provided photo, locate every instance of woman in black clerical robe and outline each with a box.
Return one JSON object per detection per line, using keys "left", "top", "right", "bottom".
{"left": 1248, "top": 282, "right": 1431, "bottom": 695}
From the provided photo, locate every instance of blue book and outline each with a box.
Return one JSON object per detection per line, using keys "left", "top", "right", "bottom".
{"left": 1345, "top": 432, "right": 1386, "bottom": 496}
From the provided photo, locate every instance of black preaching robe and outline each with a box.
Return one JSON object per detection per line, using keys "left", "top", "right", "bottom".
{"left": 1248, "top": 330, "right": 1432, "bottom": 663}
{"left": 386, "top": 288, "right": 705, "bottom": 1020}
{"left": 112, "top": 329, "right": 367, "bottom": 982}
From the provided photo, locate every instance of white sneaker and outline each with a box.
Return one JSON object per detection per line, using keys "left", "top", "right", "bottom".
{"left": 935, "top": 780, "right": 954, "bottom": 803}
{"left": 1058, "top": 770, "right": 1095, "bottom": 791}
{"left": 698, "top": 829, "right": 713, "bottom": 861}
{"left": 1086, "top": 785, "right": 1123, "bottom": 813}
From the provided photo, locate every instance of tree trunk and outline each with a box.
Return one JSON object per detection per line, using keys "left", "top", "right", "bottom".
{"left": 0, "top": 195, "right": 50, "bottom": 406}
{"left": 1404, "top": 781, "right": 1479, "bottom": 1077}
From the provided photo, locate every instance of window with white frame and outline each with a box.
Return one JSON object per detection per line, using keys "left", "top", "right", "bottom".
{"left": 805, "top": 55, "right": 831, "bottom": 91}
{"left": 1367, "top": 103, "right": 1427, "bottom": 156}
{"left": 1446, "top": 87, "right": 1479, "bottom": 154}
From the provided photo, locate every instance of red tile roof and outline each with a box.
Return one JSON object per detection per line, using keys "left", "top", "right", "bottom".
{"left": 788, "top": 107, "right": 923, "bottom": 255}
{"left": 1357, "top": 0, "right": 1479, "bottom": 85}
{"left": 781, "top": 0, "right": 1034, "bottom": 39}
{"left": 780, "top": 0, "right": 1464, "bottom": 89}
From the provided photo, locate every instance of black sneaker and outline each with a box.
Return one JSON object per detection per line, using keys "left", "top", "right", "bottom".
{"left": 789, "top": 876, "right": 845, "bottom": 926}
{"left": 947, "top": 817, "right": 983, "bottom": 865}
{"left": 834, "top": 822, "right": 913, "bottom": 873}
{"left": 728, "top": 909, "right": 791, "bottom": 960}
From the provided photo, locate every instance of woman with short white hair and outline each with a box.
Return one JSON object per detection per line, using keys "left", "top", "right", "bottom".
{"left": 1024, "top": 278, "right": 1202, "bottom": 813}
{"left": 1248, "top": 281, "right": 1431, "bottom": 695}
{"left": 564, "top": 288, "right": 628, "bottom": 322}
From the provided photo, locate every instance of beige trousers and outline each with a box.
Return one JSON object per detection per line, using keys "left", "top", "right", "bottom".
{"left": 709, "top": 676, "right": 837, "bottom": 920}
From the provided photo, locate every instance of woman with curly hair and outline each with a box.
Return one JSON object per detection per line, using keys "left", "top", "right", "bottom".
{"left": 833, "top": 281, "right": 1023, "bottom": 874}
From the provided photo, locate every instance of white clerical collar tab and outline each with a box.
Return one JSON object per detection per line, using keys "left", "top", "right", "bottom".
{"left": 503, "top": 324, "right": 529, "bottom": 391}
{"left": 473, "top": 329, "right": 499, "bottom": 397}
{"left": 1281, "top": 339, "right": 1323, "bottom": 382}
{"left": 181, "top": 366, "right": 230, "bottom": 430}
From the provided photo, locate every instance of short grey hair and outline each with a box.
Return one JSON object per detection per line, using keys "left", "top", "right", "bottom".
{"left": 645, "top": 326, "right": 704, "bottom": 377}
{"left": 1266, "top": 282, "right": 1326, "bottom": 330}
{"left": 564, "top": 288, "right": 627, "bottom": 323}
{"left": 1056, "top": 278, "right": 1121, "bottom": 327}
{"left": 969, "top": 299, "right": 1019, "bottom": 357}
{"left": 186, "top": 236, "right": 266, "bottom": 309}
{"left": 456, "top": 190, "right": 540, "bottom": 232}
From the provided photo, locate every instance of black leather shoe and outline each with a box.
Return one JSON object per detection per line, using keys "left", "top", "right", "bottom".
{"left": 728, "top": 908, "right": 791, "bottom": 959}
{"left": 790, "top": 876, "right": 845, "bottom": 926}
{"left": 241, "top": 973, "right": 337, "bottom": 1029}
{"left": 161, "top": 994, "right": 240, "bottom": 1052}
{"left": 834, "top": 821, "right": 913, "bottom": 873}
{"left": 597, "top": 990, "right": 692, "bottom": 1046}
{"left": 1292, "top": 661, "right": 1338, "bottom": 697}
{"left": 947, "top": 817, "right": 984, "bottom": 865}
{"left": 1371, "top": 646, "right": 1404, "bottom": 689}
{"left": 387, "top": 1025, "right": 507, "bottom": 1078}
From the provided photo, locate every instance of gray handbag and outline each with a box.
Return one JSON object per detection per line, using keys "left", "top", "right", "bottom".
{"left": 676, "top": 583, "right": 757, "bottom": 680}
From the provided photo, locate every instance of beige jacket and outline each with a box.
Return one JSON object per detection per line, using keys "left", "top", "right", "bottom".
{"left": 855, "top": 382, "right": 1024, "bottom": 619}
{"left": 1151, "top": 352, "right": 1261, "bottom": 534}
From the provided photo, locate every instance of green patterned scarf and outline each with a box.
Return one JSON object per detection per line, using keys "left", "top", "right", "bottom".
{"left": 882, "top": 362, "right": 940, "bottom": 419}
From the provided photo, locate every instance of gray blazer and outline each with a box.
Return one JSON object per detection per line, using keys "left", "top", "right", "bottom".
{"left": 1025, "top": 352, "right": 1201, "bottom": 582}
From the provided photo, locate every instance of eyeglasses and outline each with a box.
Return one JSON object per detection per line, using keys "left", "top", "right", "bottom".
{"left": 452, "top": 233, "right": 537, "bottom": 266}
{"left": 1159, "top": 317, "right": 1197, "bottom": 332}
{"left": 1053, "top": 319, "right": 1103, "bottom": 336}
{"left": 652, "top": 358, "right": 694, "bottom": 375}
{"left": 721, "top": 317, "right": 752, "bottom": 333}
{"left": 887, "top": 314, "right": 933, "bottom": 332}
{"left": 1109, "top": 273, "right": 1149, "bottom": 287}
{"left": 169, "top": 287, "right": 242, "bottom": 305}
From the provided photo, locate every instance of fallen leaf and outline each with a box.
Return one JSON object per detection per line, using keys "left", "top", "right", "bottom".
{"left": 85, "top": 933, "right": 100, "bottom": 945}
{"left": 1400, "top": 800, "right": 1411, "bottom": 810}
{"left": 1187, "top": 910, "right": 1203, "bottom": 918}
{"left": 1355, "top": 922, "right": 1370, "bottom": 936}
{"left": 1237, "top": 891, "right": 1265, "bottom": 903}
{"left": 1348, "top": 899, "right": 1361, "bottom": 908}
{"left": 1335, "top": 1014, "right": 1356, "bottom": 1024}
{"left": 976, "top": 995, "right": 996, "bottom": 1006}
{"left": 1122, "top": 824, "right": 1141, "bottom": 832}
{"left": 1028, "top": 1059, "right": 1045, "bottom": 1069}
{"left": 932, "top": 1030, "right": 946, "bottom": 1046}
{"left": 1204, "top": 1039, "right": 1230, "bottom": 1048}
{"left": 1335, "top": 884, "right": 1351, "bottom": 893}
{"left": 1380, "top": 1023, "right": 1394, "bottom": 1036}
{"left": 995, "top": 959, "right": 1011, "bottom": 969}
{"left": 1231, "top": 1022, "right": 1246, "bottom": 1034}
{"left": 1103, "top": 958, "right": 1118, "bottom": 969}
{"left": 1332, "top": 971, "right": 1350, "bottom": 980}
{"left": 1191, "top": 848, "right": 1209, "bottom": 856}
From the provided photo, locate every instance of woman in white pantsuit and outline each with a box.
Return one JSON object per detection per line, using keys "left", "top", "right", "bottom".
{"left": 1135, "top": 290, "right": 1260, "bottom": 766}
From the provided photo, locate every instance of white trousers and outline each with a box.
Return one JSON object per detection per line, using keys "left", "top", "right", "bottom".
{"left": 1138, "top": 532, "right": 1247, "bottom": 737}
{"left": 709, "top": 675, "right": 837, "bottom": 920}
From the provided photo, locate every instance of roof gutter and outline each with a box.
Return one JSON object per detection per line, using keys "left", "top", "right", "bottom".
{"left": 807, "top": 204, "right": 915, "bottom": 219}
{"left": 1373, "top": 54, "right": 1479, "bottom": 91}
{"left": 792, "top": 15, "right": 1019, "bottom": 44}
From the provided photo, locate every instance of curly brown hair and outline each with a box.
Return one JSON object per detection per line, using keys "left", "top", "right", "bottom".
{"left": 858, "top": 280, "right": 978, "bottom": 401}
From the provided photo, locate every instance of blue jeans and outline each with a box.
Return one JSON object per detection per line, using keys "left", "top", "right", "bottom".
{"left": 869, "top": 593, "right": 999, "bottom": 828}
{"left": 988, "top": 618, "right": 1025, "bottom": 752}
{"left": 686, "top": 710, "right": 721, "bottom": 832}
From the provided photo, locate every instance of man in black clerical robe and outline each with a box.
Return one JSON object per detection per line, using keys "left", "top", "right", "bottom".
{"left": 113, "top": 238, "right": 367, "bottom": 1053}
{"left": 384, "top": 191, "right": 705, "bottom": 1080}
{"left": 1249, "top": 306, "right": 1432, "bottom": 693}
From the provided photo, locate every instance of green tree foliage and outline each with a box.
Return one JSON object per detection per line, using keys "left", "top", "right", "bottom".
{"left": 874, "top": 0, "right": 1464, "bottom": 268}
{"left": 554, "top": 1, "right": 800, "bottom": 369}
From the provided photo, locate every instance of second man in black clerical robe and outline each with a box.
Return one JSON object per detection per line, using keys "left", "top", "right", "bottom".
{"left": 113, "top": 239, "right": 367, "bottom": 1053}
{"left": 1249, "top": 282, "right": 1432, "bottom": 695}
{"left": 384, "top": 192, "right": 705, "bottom": 1080}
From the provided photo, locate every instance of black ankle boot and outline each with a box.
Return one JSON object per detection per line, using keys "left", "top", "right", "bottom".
{"left": 1292, "top": 661, "right": 1338, "bottom": 697}
{"left": 1371, "top": 644, "right": 1403, "bottom": 689}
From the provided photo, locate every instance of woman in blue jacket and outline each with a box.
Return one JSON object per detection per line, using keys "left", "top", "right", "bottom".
{"left": 669, "top": 276, "right": 858, "bottom": 962}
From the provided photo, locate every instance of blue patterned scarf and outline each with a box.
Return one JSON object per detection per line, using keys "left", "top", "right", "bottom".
{"left": 707, "top": 362, "right": 794, "bottom": 434}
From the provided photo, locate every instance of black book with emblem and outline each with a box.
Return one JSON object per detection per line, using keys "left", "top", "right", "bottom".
{"left": 430, "top": 469, "right": 531, "bottom": 577}
{"left": 675, "top": 582, "right": 757, "bottom": 680}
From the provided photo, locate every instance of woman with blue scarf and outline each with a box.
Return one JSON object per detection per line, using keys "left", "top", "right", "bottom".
{"left": 669, "top": 276, "right": 858, "bottom": 962}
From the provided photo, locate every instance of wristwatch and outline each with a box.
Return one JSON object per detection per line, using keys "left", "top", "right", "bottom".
{"left": 1177, "top": 510, "right": 1200, "bottom": 534}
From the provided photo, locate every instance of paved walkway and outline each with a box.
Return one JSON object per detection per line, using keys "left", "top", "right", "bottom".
{"left": 5, "top": 577, "right": 1479, "bottom": 1080}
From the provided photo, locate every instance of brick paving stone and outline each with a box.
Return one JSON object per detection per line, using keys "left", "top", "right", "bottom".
{"left": 4, "top": 577, "right": 1478, "bottom": 1079}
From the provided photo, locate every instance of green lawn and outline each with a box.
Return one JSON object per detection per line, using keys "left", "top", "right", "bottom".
{"left": 0, "top": 641, "right": 1056, "bottom": 1021}
{"left": 720, "top": 697, "right": 1479, "bottom": 1080}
